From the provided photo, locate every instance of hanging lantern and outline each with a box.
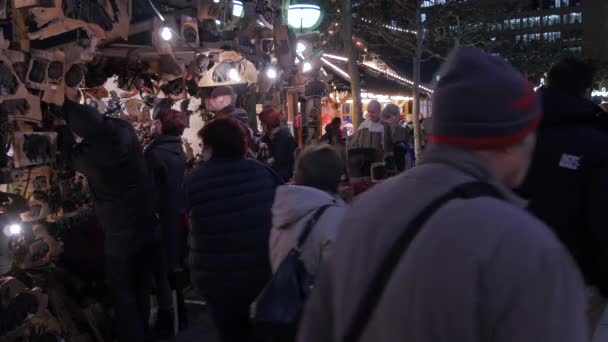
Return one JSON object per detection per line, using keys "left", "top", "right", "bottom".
{"left": 287, "top": 1, "right": 322, "bottom": 31}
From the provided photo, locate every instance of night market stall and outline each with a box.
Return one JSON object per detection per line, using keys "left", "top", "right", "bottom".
{"left": 0, "top": 0, "right": 431, "bottom": 339}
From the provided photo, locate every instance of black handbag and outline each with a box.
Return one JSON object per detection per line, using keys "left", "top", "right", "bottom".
{"left": 251, "top": 204, "right": 334, "bottom": 342}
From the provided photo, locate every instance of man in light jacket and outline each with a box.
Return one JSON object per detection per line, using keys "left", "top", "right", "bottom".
{"left": 269, "top": 144, "right": 347, "bottom": 275}
{"left": 297, "top": 48, "right": 588, "bottom": 342}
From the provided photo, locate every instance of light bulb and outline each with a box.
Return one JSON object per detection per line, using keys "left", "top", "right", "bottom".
{"left": 303, "top": 62, "right": 312, "bottom": 73}
{"left": 296, "top": 42, "right": 306, "bottom": 53}
{"left": 228, "top": 68, "right": 240, "bottom": 81}
{"left": 3, "top": 224, "right": 21, "bottom": 237}
{"left": 266, "top": 67, "right": 277, "bottom": 79}
{"left": 161, "top": 27, "right": 173, "bottom": 41}
{"left": 9, "top": 224, "right": 20, "bottom": 235}
{"left": 215, "top": 19, "right": 221, "bottom": 25}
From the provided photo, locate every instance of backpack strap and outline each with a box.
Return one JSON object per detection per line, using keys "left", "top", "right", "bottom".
{"left": 343, "top": 181, "right": 503, "bottom": 342}
{"left": 296, "top": 204, "right": 335, "bottom": 249}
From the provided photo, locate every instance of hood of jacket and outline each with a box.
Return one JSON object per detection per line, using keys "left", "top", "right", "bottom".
{"left": 272, "top": 185, "right": 344, "bottom": 230}
{"left": 538, "top": 87, "right": 604, "bottom": 127}
{"left": 147, "top": 135, "right": 183, "bottom": 156}
{"left": 221, "top": 105, "right": 250, "bottom": 125}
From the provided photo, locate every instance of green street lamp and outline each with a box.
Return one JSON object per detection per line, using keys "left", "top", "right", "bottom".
{"left": 287, "top": 1, "right": 322, "bottom": 31}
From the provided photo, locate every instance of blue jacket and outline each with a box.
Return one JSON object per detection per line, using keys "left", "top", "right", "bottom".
{"left": 185, "top": 158, "right": 283, "bottom": 299}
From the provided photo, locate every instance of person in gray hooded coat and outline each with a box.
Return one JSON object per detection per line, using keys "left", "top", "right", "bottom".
{"left": 270, "top": 144, "right": 347, "bottom": 276}
{"left": 297, "top": 48, "right": 587, "bottom": 342}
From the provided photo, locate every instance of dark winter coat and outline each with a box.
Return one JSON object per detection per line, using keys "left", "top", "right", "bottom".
{"left": 262, "top": 128, "right": 298, "bottom": 182}
{"left": 185, "top": 157, "right": 283, "bottom": 301}
{"left": 62, "top": 101, "right": 158, "bottom": 257}
{"left": 144, "top": 135, "right": 186, "bottom": 269}
{"left": 518, "top": 87, "right": 608, "bottom": 295}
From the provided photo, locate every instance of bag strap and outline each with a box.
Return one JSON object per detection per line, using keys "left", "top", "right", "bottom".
{"left": 343, "top": 181, "right": 503, "bottom": 342}
{"left": 296, "top": 204, "right": 334, "bottom": 249}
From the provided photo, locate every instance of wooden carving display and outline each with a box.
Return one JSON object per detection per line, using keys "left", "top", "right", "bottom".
{"left": 197, "top": 0, "right": 220, "bottom": 20}
{"left": 0, "top": 55, "right": 28, "bottom": 101}
{"left": 13, "top": 132, "right": 58, "bottom": 168}
{"left": 182, "top": 15, "right": 200, "bottom": 46}
{"left": 41, "top": 50, "right": 66, "bottom": 106}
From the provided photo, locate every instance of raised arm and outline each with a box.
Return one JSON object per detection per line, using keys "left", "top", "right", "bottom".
{"left": 62, "top": 100, "right": 107, "bottom": 140}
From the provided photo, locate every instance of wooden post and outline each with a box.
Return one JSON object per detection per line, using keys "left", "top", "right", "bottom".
{"left": 342, "top": 0, "right": 363, "bottom": 128}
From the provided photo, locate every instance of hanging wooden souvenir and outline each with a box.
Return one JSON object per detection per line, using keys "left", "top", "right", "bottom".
{"left": 0, "top": 55, "right": 28, "bottom": 101}
{"left": 12, "top": 132, "right": 58, "bottom": 168}
{"left": 41, "top": 50, "right": 66, "bottom": 106}
{"left": 3, "top": 92, "right": 43, "bottom": 125}
{"left": 9, "top": 166, "right": 52, "bottom": 197}
{"left": 182, "top": 15, "right": 200, "bottom": 46}
{"left": 197, "top": 0, "right": 220, "bottom": 20}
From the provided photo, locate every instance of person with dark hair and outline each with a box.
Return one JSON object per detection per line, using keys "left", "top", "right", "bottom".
{"left": 184, "top": 117, "right": 283, "bottom": 342}
{"left": 321, "top": 117, "right": 343, "bottom": 145}
{"left": 518, "top": 58, "right": 608, "bottom": 333}
{"left": 546, "top": 57, "right": 596, "bottom": 98}
{"left": 258, "top": 108, "right": 298, "bottom": 181}
{"left": 209, "top": 85, "right": 264, "bottom": 160}
{"left": 144, "top": 108, "right": 188, "bottom": 336}
{"left": 269, "top": 144, "right": 347, "bottom": 276}
{"left": 56, "top": 99, "right": 160, "bottom": 342}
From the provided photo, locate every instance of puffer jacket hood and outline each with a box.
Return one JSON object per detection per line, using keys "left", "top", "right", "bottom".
{"left": 272, "top": 185, "right": 342, "bottom": 230}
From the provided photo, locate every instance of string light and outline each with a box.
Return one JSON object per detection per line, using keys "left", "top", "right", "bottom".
{"left": 296, "top": 42, "right": 306, "bottom": 53}
{"left": 358, "top": 17, "right": 417, "bottom": 35}
{"left": 266, "top": 67, "right": 277, "bottom": 79}
{"left": 160, "top": 27, "right": 173, "bottom": 41}
{"left": 321, "top": 57, "right": 351, "bottom": 81}
{"left": 322, "top": 53, "right": 348, "bottom": 62}
{"left": 321, "top": 54, "right": 434, "bottom": 94}
{"left": 228, "top": 68, "right": 240, "bottom": 81}
{"left": 303, "top": 62, "right": 312, "bottom": 73}
{"left": 364, "top": 63, "right": 434, "bottom": 94}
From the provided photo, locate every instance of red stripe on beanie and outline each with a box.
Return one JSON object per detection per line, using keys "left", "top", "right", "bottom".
{"left": 511, "top": 82, "right": 536, "bottom": 109}
{"left": 428, "top": 114, "right": 542, "bottom": 149}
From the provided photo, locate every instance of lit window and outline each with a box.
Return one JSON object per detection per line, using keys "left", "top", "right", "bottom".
{"left": 421, "top": 0, "right": 446, "bottom": 7}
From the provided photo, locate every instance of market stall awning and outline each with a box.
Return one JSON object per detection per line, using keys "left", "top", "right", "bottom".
{"left": 321, "top": 53, "right": 434, "bottom": 97}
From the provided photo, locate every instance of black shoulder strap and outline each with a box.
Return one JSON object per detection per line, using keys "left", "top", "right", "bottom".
{"left": 296, "top": 204, "right": 334, "bottom": 249}
{"left": 343, "top": 181, "right": 502, "bottom": 342}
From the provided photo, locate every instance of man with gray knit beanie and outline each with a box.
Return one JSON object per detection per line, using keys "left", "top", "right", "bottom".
{"left": 298, "top": 48, "right": 587, "bottom": 342}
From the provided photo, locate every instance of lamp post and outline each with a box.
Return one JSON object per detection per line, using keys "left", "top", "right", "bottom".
{"left": 342, "top": 0, "right": 363, "bottom": 128}
{"left": 412, "top": 0, "right": 425, "bottom": 164}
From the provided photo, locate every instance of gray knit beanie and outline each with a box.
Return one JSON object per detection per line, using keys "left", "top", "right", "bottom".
{"left": 429, "top": 48, "right": 541, "bottom": 149}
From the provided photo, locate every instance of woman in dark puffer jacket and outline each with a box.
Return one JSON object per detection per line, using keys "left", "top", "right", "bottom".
{"left": 184, "top": 117, "right": 283, "bottom": 342}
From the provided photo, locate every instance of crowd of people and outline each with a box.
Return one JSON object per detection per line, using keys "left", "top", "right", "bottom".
{"left": 54, "top": 46, "right": 608, "bottom": 342}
